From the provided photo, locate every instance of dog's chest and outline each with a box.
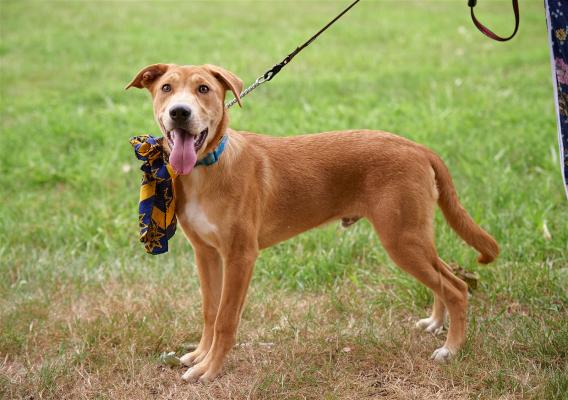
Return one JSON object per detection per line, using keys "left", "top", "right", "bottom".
{"left": 178, "top": 195, "right": 218, "bottom": 240}
{"left": 174, "top": 170, "right": 220, "bottom": 243}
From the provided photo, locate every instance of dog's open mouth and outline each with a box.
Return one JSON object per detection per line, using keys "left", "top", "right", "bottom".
{"left": 165, "top": 128, "right": 208, "bottom": 152}
{"left": 166, "top": 128, "right": 208, "bottom": 175}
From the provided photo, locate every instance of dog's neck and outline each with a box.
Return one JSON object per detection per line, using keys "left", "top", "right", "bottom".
{"left": 196, "top": 135, "right": 229, "bottom": 167}
{"left": 175, "top": 129, "right": 240, "bottom": 192}
{"left": 201, "top": 108, "right": 230, "bottom": 155}
{"left": 174, "top": 108, "right": 242, "bottom": 195}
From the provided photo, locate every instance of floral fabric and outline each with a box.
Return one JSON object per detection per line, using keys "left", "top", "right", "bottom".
{"left": 545, "top": 0, "right": 568, "bottom": 198}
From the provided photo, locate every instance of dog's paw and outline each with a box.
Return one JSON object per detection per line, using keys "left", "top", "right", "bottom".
{"left": 430, "top": 346, "right": 454, "bottom": 363}
{"left": 415, "top": 317, "right": 444, "bottom": 335}
{"left": 181, "top": 364, "right": 205, "bottom": 383}
{"left": 181, "top": 361, "right": 221, "bottom": 384}
{"left": 180, "top": 349, "right": 207, "bottom": 366}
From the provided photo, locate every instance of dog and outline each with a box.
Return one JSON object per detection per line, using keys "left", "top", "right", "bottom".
{"left": 126, "top": 63, "right": 499, "bottom": 383}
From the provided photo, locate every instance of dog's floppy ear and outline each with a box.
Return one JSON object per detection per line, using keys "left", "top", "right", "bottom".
{"left": 205, "top": 64, "right": 243, "bottom": 107}
{"left": 125, "top": 64, "right": 170, "bottom": 90}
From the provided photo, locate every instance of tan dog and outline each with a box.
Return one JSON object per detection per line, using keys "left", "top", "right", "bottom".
{"left": 126, "top": 64, "right": 499, "bottom": 383}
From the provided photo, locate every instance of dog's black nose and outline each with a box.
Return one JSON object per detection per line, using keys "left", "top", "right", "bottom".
{"left": 169, "top": 105, "right": 192, "bottom": 121}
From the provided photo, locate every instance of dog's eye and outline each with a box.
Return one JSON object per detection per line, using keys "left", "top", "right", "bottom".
{"left": 198, "top": 85, "right": 209, "bottom": 94}
{"left": 161, "top": 84, "right": 172, "bottom": 93}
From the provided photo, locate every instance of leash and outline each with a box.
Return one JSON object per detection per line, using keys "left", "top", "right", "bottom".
{"left": 225, "top": 0, "right": 519, "bottom": 109}
{"left": 225, "top": 0, "right": 360, "bottom": 108}
{"left": 469, "top": 0, "right": 520, "bottom": 42}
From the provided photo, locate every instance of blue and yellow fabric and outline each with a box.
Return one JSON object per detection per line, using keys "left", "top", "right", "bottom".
{"left": 130, "top": 135, "right": 177, "bottom": 254}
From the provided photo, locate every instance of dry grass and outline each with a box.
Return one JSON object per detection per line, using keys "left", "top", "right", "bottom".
{"left": 2, "top": 270, "right": 565, "bottom": 399}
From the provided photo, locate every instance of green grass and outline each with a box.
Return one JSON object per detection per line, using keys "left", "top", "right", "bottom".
{"left": 1, "top": 0, "right": 567, "bottom": 398}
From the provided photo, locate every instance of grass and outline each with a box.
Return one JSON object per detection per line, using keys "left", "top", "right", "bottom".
{"left": 1, "top": 0, "right": 567, "bottom": 398}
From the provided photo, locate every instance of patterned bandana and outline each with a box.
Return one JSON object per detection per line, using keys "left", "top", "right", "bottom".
{"left": 130, "top": 134, "right": 229, "bottom": 254}
{"left": 130, "top": 135, "right": 177, "bottom": 255}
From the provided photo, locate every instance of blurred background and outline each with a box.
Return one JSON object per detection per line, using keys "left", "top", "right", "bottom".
{"left": 1, "top": 1, "right": 566, "bottom": 399}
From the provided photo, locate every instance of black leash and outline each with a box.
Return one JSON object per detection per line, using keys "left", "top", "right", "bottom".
{"left": 225, "top": 0, "right": 360, "bottom": 108}
{"left": 262, "top": 0, "right": 361, "bottom": 82}
{"left": 226, "top": 0, "right": 519, "bottom": 108}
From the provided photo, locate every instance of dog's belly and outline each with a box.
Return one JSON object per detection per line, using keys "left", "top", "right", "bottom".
{"left": 257, "top": 181, "right": 364, "bottom": 248}
{"left": 258, "top": 213, "right": 341, "bottom": 249}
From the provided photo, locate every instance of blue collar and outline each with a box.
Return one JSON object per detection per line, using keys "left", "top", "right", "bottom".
{"left": 196, "top": 135, "right": 229, "bottom": 167}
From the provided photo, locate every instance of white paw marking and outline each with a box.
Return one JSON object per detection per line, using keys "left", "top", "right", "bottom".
{"left": 181, "top": 367, "right": 192, "bottom": 381}
{"left": 416, "top": 317, "right": 434, "bottom": 329}
{"left": 429, "top": 325, "right": 445, "bottom": 335}
{"left": 416, "top": 317, "right": 444, "bottom": 335}
{"left": 182, "top": 363, "right": 218, "bottom": 384}
{"left": 431, "top": 346, "right": 453, "bottom": 363}
{"left": 180, "top": 352, "right": 194, "bottom": 366}
{"left": 181, "top": 366, "right": 197, "bottom": 382}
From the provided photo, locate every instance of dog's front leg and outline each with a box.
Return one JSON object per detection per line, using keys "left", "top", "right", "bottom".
{"left": 180, "top": 243, "right": 222, "bottom": 367}
{"left": 182, "top": 245, "right": 257, "bottom": 383}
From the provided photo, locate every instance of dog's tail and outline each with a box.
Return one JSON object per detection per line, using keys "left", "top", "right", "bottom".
{"left": 428, "top": 151, "right": 499, "bottom": 264}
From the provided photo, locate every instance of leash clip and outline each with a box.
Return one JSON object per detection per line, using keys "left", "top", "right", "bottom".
{"left": 254, "top": 75, "right": 268, "bottom": 86}
{"left": 263, "top": 48, "right": 299, "bottom": 81}
{"left": 264, "top": 63, "right": 284, "bottom": 81}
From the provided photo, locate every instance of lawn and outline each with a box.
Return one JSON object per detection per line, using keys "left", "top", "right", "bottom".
{"left": 1, "top": 0, "right": 567, "bottom": 399}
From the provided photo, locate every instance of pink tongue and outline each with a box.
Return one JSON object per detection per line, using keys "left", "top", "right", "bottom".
{"left": 169, "top": 129, "right": 197, "bottom": 175}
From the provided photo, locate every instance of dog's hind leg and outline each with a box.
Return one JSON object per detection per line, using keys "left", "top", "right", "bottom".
{"left": 416, "top": 294, "right": 446, "bottom": 335}
{"left": 414, "top": 259, "right": 469, "bottom": 337}
{"left": 429, "top": 258, "right": 469, "bottom": 361}
{"left": 368, "top": 191, "right": 468, "bottom": 362}
{"left": 180, "top": 243, "right": 223, "bottom": 367}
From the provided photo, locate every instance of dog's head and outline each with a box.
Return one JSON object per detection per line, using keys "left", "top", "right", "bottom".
{"left": 126, "top": 64, "right": 242, "bottom": 175}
